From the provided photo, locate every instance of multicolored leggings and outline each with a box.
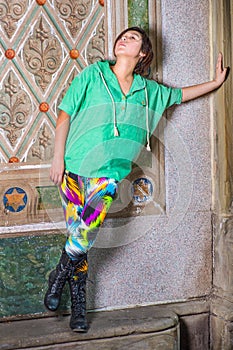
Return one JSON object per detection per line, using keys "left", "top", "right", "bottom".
{"left": 59, "top": 171, "right": 118, "bottom": 260}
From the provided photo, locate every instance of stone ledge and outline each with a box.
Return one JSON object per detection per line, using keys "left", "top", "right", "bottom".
{"left": 0, "top": 305, "right": 179, "bottom": 350}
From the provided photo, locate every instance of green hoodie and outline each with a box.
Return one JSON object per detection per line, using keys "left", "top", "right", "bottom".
{"left": 58, "top": 60, "right": 182, "bottom": 181}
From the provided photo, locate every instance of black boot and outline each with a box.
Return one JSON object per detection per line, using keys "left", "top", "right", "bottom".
{"left": 44, "top": 249, "right": 71, "bottom": 311}
{"left": 68, "top": 254, "right": 89, "bottom": 332}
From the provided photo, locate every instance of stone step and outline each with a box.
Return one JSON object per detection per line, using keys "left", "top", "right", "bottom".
{"left": 0, "top": 305, "right": 179, "bottom": 350}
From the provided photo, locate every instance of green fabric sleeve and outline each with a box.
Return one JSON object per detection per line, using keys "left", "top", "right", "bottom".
{"left": 146, "top": 79, "right": 182, "bottom": 116}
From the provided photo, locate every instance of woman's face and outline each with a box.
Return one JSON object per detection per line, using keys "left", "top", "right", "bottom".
{"left": 114, "top": 30, "right": 145, "bottom": 60}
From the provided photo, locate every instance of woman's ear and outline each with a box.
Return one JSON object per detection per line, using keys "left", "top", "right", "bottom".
{"left": 139, "top": 51, "right": 146, "bottom": 57}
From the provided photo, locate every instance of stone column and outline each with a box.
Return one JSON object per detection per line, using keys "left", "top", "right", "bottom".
{"left": 211, "top": 0, "right": 233, "bottom": 348}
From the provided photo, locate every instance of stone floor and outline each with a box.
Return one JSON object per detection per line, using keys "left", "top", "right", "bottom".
{"left": 0, "top": 305, "right": 179, "bottom": 350}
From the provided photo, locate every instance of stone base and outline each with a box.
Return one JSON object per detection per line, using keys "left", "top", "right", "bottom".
{"left": 210, "top": 316, "right": 233, "bottom": 350}
{"left": 0, "top": 305, "right": 179, "bottom": 350}
{"left": 211, "top": 296, "right": 233, "bottom": 350}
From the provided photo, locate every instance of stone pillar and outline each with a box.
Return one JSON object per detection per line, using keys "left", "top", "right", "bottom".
{"left": 211, "top": 215, "right": 233, "bottom": 350}
{"left": 211, "top": 0, "right": 233, "bottom": 348}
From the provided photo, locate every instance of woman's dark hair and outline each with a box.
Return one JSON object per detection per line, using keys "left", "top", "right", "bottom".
{"left": 113, "top": 26, "right": 154, "bottom": 76}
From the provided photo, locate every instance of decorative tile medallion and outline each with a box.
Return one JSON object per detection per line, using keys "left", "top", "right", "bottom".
{"left": 132, "top": 177, "right": 154, "bottom": 204}
{"left": 0, "top": 0, "right": 28, "bottom": 39}
{"left": 3, "top": 187, "right": 27, "bottom": 212}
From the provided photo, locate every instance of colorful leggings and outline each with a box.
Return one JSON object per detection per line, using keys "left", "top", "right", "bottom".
{"left": 59, "top": 171, "right": 118, "bottom": 260}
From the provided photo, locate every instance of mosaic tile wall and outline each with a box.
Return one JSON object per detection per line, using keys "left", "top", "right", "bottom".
{"left": 0, "top": 234, "right": 68, "bottom": 318}
{"left": 128, "top": 0, "right": 148, "bottom": 31}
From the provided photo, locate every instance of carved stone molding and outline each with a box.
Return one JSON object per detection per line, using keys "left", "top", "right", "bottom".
{"left": 0, "top": 70, "right": 32, "bottom": 147}
{"left": 211, "top": 297, "right": 233, "bottom": 350}
{"left": 87, "top": 17, "right": 105, "bottom": 64}
{"left": 0, "top": 0, "right": 28, "bottom": 39}
{"left": 211, "top": 0, "right": 233, "bottom": 213}
{"left": 28, "top": 122, "right": 54, "bottom": 161}
{"left": 56, "top": 69, "right": 77, "bottom": 115}
{"left": 213, "top": 214, "right": 233, "bottom": 304}
{"left": 104, "top": 0, "right": 128, "bottom": 58}
{"left": 23, "top": 16, "right": 62, "bottom": 92}
{"left": 55, "top": 0, "right": 92, "bottom": 38}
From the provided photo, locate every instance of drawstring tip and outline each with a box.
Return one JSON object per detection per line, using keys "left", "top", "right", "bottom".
{"left": 114, "top": 126, "right": 119, "bottom": 137}
{"left": 146, "top": 143, "right": 151, "bottom": 151}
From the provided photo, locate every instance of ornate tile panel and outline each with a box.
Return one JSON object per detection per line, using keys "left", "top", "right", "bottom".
{"left": 0, "top": 0, "right": 105, "bottom": 163}
{"left": 0, "top": 0, "right": 29, "bottom": 39}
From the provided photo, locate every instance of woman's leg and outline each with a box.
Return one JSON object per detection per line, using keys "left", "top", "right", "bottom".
{"left": 46, "top": 171, "right": 117, "bottom": 331}
{"left": 44, "top": 172, "right": 84, "bottom": 312}
{"left": 64, "top": 174, "right": 118, "bottom": 259}
{"left": 44, "top": 248, "right": 72, "bottom": 311}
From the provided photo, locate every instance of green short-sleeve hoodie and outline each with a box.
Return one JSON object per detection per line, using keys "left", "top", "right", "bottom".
{"left": 59, "top": 60, "right": 182, "bottom": 181}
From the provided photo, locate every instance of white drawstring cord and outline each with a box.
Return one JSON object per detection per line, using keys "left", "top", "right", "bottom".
{"left": 99, "top": 72, "right": 119, "bottom": 137}
{"left": 145, "top": 87, "right": 151, "bottom": 151}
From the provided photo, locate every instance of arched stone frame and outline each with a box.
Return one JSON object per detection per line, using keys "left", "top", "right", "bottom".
{"left": 104, "top": 0, "right": 128, "bottom": 58}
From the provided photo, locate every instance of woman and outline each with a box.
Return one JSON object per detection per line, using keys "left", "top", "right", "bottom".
{"left": 44, "top": 27, "right": 227, "bottom": 332}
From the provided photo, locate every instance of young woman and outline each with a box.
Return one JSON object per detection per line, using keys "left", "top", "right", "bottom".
{"left": 44, "top": 27, "right": 228, "bottom": 332}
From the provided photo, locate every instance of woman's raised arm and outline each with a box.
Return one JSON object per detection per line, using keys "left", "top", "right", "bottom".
{"left": 181, "top": 52, "right": 228, "bottom": 102}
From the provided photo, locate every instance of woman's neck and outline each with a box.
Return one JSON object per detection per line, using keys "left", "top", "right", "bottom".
{"left": 112, "top": 58, "right": 136, "bottom": 79}
{"left": 111, "top": 58, "right": 137, "bottom": 94}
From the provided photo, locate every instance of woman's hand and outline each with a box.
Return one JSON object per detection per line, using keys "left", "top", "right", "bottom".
{"left": 50, "top": 157, "right": 64, "bottom": 186}
{"left": 214, "top": 52, "right": 228, "bottom": 87}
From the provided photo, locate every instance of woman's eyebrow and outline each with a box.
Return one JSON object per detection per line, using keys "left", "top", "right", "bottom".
{"left": 130, "top": 32, "right": 140, "bottom": 38}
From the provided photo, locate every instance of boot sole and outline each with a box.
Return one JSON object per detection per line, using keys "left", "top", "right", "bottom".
{"left": 72, "top": 327, "right": 89, "bottom": 333}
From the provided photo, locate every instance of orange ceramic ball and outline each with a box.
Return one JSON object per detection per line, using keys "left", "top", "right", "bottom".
{"left": 5, "top": 49, "right": 15, "bottom": 59}
{"left": 39, "top": 102, "right": 49, "bottom": 112}
{"left": 70, "top": 49, "right": 79, "bottom": 59}
{"left": 9, "top": 156, "right": 20, "bottom": 163}
{"left": 36, "top": 0, "right": 46, "bottom": 5}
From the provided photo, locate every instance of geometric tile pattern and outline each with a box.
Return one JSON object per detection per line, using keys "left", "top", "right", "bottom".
{"left": 0, "top": 0, "right": 105, "bottom": 162}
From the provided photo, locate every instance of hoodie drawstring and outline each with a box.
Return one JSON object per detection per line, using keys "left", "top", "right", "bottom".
{"left": 145, "top": 86, "right": 151, "bottom": 151}
{"left": 100, "top": 72, "right": 119, "bottom": 137}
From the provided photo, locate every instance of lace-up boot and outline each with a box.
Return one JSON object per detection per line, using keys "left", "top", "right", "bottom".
{"left": 44, "top": 249, "right": 71, "bottom": 311}
{"left": 68, "top": 254, "right": 88, "bottom": 332}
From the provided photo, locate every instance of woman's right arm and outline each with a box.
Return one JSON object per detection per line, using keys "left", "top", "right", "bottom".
{"left": 50, "top": 110, "right": 70, "bottom": 186}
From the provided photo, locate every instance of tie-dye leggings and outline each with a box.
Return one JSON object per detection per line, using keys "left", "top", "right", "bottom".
{"left": 59, "top": 170, "right": 118, "bottom": 260}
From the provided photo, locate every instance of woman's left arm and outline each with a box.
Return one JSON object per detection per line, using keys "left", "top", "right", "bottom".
{"left": 181, "top": 52, "right": 228, "bottom": 102}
